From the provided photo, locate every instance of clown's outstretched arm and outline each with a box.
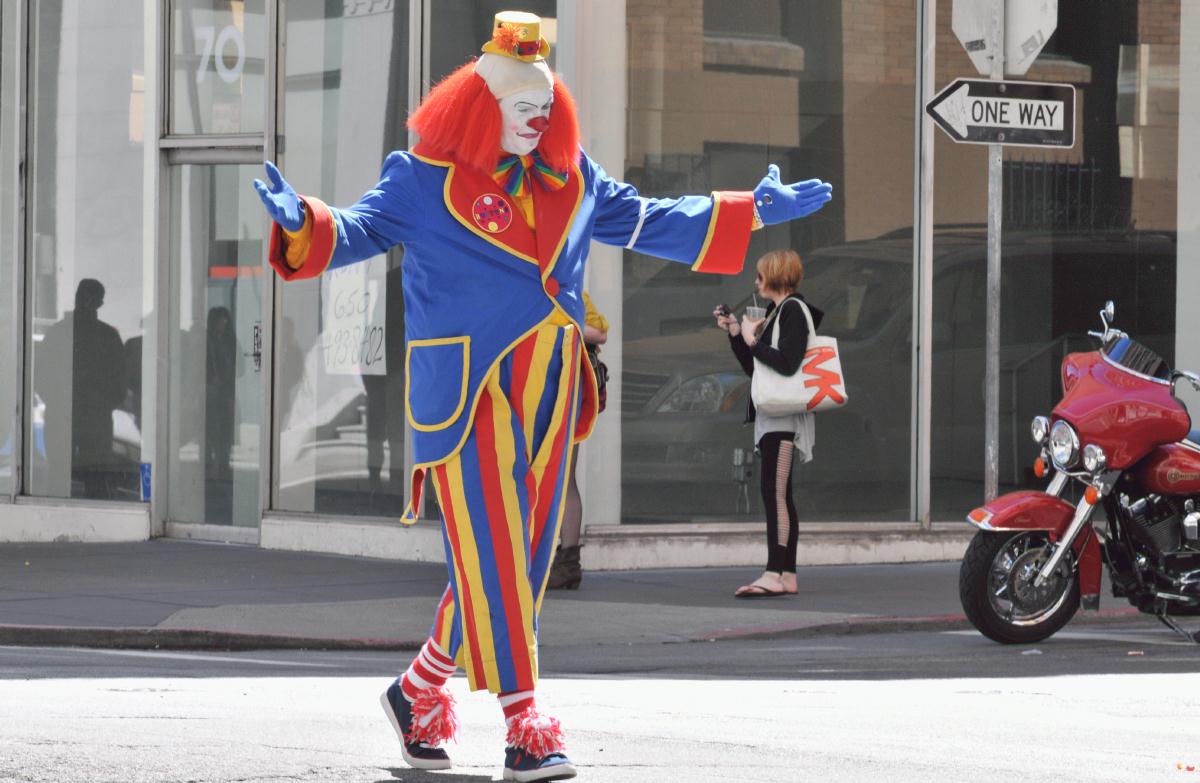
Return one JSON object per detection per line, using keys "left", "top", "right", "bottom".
{"left": 253, "top": 153, "right": 424, "bottom": 281}
{"left": 590, "top": 158, "right": 832, "bottom": 275}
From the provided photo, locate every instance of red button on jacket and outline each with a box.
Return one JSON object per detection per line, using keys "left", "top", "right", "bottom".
{"left": 545, "top": 277, "right": 560, "bottom": 296}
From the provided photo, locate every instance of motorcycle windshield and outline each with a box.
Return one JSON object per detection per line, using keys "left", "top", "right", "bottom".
{"left": 1102, "top": 334, "right": 1171, "bottom": 382}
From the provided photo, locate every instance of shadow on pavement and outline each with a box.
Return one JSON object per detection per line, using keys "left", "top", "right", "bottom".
{"left": 377, "top": 768, "right": 494, "bottom": 782}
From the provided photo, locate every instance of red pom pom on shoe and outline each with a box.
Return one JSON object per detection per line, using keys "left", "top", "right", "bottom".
{"left": 504, "top": 707, "right": 565, "bottom": 757}
{"left": 409, "top": 687, "right": 459, "bottom": 746}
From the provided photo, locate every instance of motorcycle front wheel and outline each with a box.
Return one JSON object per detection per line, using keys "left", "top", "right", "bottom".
{"left": 959, "top": 530, "right": 1080, "bottom": 644}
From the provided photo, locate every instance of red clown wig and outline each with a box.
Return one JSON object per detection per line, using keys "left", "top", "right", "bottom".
{"left": 407, "top": 61, "right": 581, "bottom": 176}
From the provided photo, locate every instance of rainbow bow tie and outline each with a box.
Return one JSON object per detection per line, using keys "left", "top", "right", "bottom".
{"left": 494, "top": 152, "right": 568, "bottom": 197}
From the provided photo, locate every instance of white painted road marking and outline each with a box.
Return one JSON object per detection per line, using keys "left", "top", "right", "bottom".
{"left": 942, "top": 628, "right": 1194, "bottom": 646}
{"left": 0, "top": 645, "right": 338, "bottom": 667}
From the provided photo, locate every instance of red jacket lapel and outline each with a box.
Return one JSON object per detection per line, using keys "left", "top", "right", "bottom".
{"left": 532, "top": 160, "right": 584, "bottom": 278}
{"left": 413, "top": 144, "right": 539, "bottom": 266}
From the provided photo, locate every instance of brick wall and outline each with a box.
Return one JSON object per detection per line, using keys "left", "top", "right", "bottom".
{"left": 842, "top": 0, "right": 917, "bottom": 86}
{"left": 626, "top": 0, "right": 800, "bottom": 164}
{"left": 840, "top": 0, "right": 917, "bottom": 240}
{"left": 1140, "top": 0, "right": 1180, "bottom": 45}
{"left": 1132, "top": 0, "right": 1180, "bottom": 230}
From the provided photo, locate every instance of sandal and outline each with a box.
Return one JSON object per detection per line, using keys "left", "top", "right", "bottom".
{"left": 734, "top": 573, "right": 788, "bottom": 598}
{"left": 734, "top": 583, "right": 788, "bottom": 598}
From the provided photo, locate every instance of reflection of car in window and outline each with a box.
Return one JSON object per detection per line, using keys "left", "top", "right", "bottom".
{"left": 621, "top": 227, "right": 1176, "bottom": 522}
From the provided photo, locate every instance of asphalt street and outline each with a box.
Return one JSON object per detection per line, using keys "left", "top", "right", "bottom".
{"left": 2, "top": 667, "right": 1197, "bottom": 782}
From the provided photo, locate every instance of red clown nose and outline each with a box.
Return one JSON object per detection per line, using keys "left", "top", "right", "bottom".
{"left": 526, "top": 116, "right": 550, "bottom": 132}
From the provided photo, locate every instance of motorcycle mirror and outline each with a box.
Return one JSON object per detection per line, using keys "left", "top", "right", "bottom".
{"left": 1103, "top": 300, "right": 1115, "bottom": 324}
{"left": 1177, "top": 370, "right": 1200, "bottom": 392}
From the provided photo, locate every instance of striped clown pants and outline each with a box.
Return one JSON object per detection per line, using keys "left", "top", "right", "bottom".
{"left": 426, "top": 320, "right": 582, "bottom": 694}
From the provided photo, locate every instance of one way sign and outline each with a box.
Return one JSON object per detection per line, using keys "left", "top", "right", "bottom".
{"left": 926, "top": 78, "right": 1075, "bottom": 148}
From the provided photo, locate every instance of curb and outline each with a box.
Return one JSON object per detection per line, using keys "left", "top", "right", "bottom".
{"left": 694, "top": 606, "right": 1144, "bottom": 642}
{"left": 0, "top": 607, "right": 1147, "bottom": 651}
{"left": 0, "top": 625, "right": 425, "bottom": 652}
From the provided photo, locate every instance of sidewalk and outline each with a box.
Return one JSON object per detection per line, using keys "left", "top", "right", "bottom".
{"left": 0, "top": 539, "right": 1133, "bottom": 650}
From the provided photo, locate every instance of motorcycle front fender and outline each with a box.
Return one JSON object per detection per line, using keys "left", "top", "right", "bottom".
{"left": 966, "top": 490, "right": 1103, "bottom": 609}
{"left": 967, "top": 490, "right": 1074, "bottom": 533}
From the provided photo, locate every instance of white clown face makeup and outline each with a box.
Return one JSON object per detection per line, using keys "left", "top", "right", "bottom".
{"left": 498, "top": 88, "right": 554, "bottom": 156}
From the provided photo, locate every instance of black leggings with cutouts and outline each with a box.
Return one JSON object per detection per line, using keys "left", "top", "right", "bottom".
{"left": 758, "top": 431, "right": 799, "bottom": 573}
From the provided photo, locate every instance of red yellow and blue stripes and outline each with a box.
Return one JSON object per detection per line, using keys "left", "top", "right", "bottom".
{"left": 428, "top": 321, "right": 582, "bottom": 693}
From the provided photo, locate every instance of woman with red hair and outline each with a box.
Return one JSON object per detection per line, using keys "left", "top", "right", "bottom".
{"left": 254, "top": 11, "right": 832, "bottom": 781}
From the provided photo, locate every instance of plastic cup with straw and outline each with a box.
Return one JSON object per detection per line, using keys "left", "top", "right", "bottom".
{"left": 745, "top": 291, "right": 766, "bottom": 321}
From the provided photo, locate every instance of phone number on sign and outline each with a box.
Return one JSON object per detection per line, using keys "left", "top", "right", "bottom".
{"left": 322, "top": 325, "right": 385, "bottom": 371}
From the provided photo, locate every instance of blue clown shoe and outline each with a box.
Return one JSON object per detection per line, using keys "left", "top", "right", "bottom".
{"left": 380, "top": 678, "right": 456, "bottom": 770}
{"left": 503, "top": 746, "right": 577, "bottom": 782}
{"left": 502, "top": 707, "right": 576, "bottom": 781}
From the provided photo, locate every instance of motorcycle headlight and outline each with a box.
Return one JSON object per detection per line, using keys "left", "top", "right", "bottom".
{"left": 1082, "top": 443, "right": 1107, "bottom": 473}
{"left": 1049, "top": 420, "right": 1080, "bottom": 469}
{"left": 1030, "top": 415, "right": 1050, "bottom": 445}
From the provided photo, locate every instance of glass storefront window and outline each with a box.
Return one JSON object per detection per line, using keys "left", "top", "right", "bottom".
{"left": 168, "top": 163, "right": 263, "bottom": 527}
{"left": 170, "top": 0, "right": 265, "bottom": 135}
{"left": 620, "top": 0, "right": 915, "bottom": 522}
{"left": 273, "top": 1, "right": 411, "bottom": 517}
{"left": 0, "top": 1, "right": 18, "bottom": 494}
{"left": 27, "top": 0, "right": 145, "bottom": 501}
{"left": 930, "top": 0, "right": 1182, "bottom": 517}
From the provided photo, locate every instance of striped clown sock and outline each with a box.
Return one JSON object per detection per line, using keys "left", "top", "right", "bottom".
{"left": 498, "top": 690, "right": 536, "bottom": 726}
{"left": 400, "top": 638, "right": 456, "bottom": 726}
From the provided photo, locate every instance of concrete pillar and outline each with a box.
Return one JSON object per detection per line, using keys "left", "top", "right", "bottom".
{"left": 557, "top": 0, "right": 627, "bottom": 527}
{"left": 1176, "top": 3, "right": 1200, "bottom": 407}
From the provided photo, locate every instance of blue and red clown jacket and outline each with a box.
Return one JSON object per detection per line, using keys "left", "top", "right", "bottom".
{"left": 268, "top": 143, "right": 754, "bottom": 519}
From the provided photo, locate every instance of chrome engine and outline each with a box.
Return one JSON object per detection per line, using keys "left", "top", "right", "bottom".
{"left": 1121, "top": 494, "right": 1185, "bottom": 553}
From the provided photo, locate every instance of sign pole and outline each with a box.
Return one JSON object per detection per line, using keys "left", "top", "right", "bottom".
{"left": 984, "top": 0, "right": 1004, "bottom": 502}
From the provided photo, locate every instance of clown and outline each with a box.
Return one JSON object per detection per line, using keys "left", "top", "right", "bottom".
{"left": 254, "top": 11, "right": 831, "bottom": 781}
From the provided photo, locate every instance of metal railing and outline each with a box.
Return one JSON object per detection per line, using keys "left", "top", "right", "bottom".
{"left": 1003, "top": 156, "right": 1122, "bottom": 230}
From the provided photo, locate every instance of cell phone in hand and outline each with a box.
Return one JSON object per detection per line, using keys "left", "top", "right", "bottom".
{"left": 717, "top": 304, "right": 731, "bottom": 317}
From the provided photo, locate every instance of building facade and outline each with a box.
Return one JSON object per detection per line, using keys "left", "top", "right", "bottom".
{"left": 1, "top": 0, "right": 1197, "bottom": 568}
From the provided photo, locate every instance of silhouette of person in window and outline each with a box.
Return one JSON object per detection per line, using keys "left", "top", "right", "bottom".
{"left": 39, "top": 279, "right": 127, "bottom": 498}
{"left": 205, "top": 306, "right": 242, "bottom": 481}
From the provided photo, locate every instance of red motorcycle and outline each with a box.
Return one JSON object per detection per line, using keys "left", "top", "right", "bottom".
{"left": 959, "top": 301, "right": 1200, "bottom": 644}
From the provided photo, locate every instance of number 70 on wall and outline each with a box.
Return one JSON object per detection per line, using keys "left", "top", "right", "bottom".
{"left": 194, "top": 25, "right": 245, "bottom": 85}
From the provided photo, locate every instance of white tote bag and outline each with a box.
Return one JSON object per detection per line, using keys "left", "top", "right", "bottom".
{"left": 751, "top": 297, "right": 848, "bottom": 415}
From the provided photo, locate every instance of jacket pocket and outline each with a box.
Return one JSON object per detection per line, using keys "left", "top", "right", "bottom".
{"left": 405, "top": 336, "right": 470, "bottom": 432}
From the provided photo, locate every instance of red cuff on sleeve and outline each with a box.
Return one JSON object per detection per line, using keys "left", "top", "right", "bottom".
{"left": 690, "top": 190, "right": 754, "bottom": 275}
{"left": 267, "top": 196, "right": 337, "bottom": 281}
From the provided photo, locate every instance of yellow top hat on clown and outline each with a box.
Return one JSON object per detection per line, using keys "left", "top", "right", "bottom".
{"left": 480, "top": 10, "right": 550, "bottom": 62}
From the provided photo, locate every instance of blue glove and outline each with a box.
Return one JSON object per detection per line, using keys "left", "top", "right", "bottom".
{"left": 253, "top": 161, "right": 305, "bottom": 232}
{"left": 752, "top": 164, "right": 833, "bottom": 225}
